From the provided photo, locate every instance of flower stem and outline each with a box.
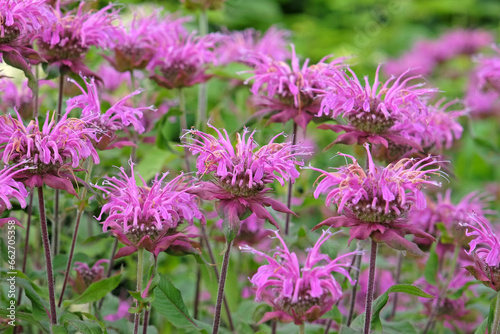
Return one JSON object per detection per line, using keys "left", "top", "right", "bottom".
{"left": 347, "top": 248, "right": 363, "bottom": 326}
{"left": 212, "top": 239, "right": 233, "bottom": 334}
{"left": 178, "top": 88, "right": 191, "bottom": 173}
{"left": 38, "top": 186, "right": 57, "bottom": 325}
{"left": 143, "top": 255, "right": 158, "bottom": 334}
{"left": 97, "top": 238, "right": 119, "bottom": 310}
{"left": 201, "top": 225, "right": 234, "bottom": 330}
{"left": 284, "top": 122, "right": 298, "bottom": 235}
{"left": 423, "top": 245, "right": 460, "bottom": 334}
{"left": 52, "top": 74, "right": 65, "bottom": 257}
{"left": 364, "top": 239, "right": 378, "bottom": 334}
{"left": 299, "top": 323, "right": 305, "bottom": 334}
{"left": 33, "top": 65, "right": 40, "bottom": 119}
{"left": 58, "top": 160, "right": 93, "bottom": 307}
{"left": 193, "top": 259, "right": 202, "bottom": 319}
{"left": 389, "top": 251, "right": 403, "bottom": 319}
{"left": 492, "top": 290, "right": 500, "bottom": 334}
{"left": 17, "top": 191, "right": 34, "bottom": 306}
{"left": 134, "top": 248, "right": 145, "bottom": 334}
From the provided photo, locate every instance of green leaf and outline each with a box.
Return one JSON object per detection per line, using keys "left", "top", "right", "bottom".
{"left": 475, "top": 317, "right": 488, "bottom": 334}
{"left": 339, "top": 325, "right": 362, "bottom": 334}
{"left": 14, "top": 277, "right": 50, "bottom": 321}
{"left": 64, "top": 274, "right": 122, "bottom": 306}
{"left": 52, "top": 324, "right": 69, "bottom": 334}
{"left": 488, "top": 295, "right": 497, "bottom": 334}
{"left": 64, "top": 319, "right": 105, "bottom": 334}
{"left": 351, "top": 284, "right": 434, "bottom": 332}
{"left": 151, "top": 273, "right": 198, "bottom": 329}
{"left": 424, "top": 239, "right": 439, "bottom": 285}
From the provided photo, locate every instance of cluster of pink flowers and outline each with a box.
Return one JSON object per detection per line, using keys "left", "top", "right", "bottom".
{"left": 106, "top": 11, "right": 189, "bottom": 73}
{"left": 96, "top": 161, "right": 203, "bottom": 257}
{"left": 184, "top": 124, "right": 309, "bottom": 230}
{"left": 218, "top": 26, "right": 291, "bottom": 65}
{"left": 0, "top": 111, "right": 99, "bottom": 195}
{"left": 246, "top": 45, "right": 344, "bottom": 129}
{"left": 0, "top": 164, "right": 28, "bottom": 220}
{"left": 33, "top": 2, "right": 119, "bottom": 75}
{"left": 465, "top": 45, "right": 500, "bottom": 116}
{"left": 384, "top": 29, "right": 493, "bottom": 77}
{"left": 66, "top": 76, "right": 154, "bottom": 150}
{"left": 242, "top": 230, "right": 355, "bottom": 324}
{"left": 312, "top": 144, "right": 441, "bottom": 255}
{"left": 70, "top": 259, "right": 109, "bottom": 294}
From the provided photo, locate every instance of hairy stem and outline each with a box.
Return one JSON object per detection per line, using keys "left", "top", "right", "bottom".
{"left": 57, "top": 161, "right": 93, "bottom": 307}
{"left": 193, "top": 258, "right": 202, "bottom": 319}
{"left": 134, "top": 248, "right": 145, "bottom": 334}
{"left": 423, "top": 245, "right": 460, "bottom": 334}
{"left": 299, "top": 323, "right": 305, "bottom": 334}
{"left": 284, "top": 122, "right": 298, "bottom": 235}
{"left": 52, "top": 74, "right": 65, "bottom": 257}
{"left": 364, "top": 239, "right": 378, "bottom": 334}
{"left": 38, "top": 186, "right": 57, "bottom": 325}
{"left": 212, "top": 240, "right": 233, "bottom": 334}
{"left": 347, "top": 249, "right": 363, "bottom": 327}
{"left": 17, "top": 191, "right": 34, "bottom": 307}
{"left": 389, "top": 251, "right": 404, "bottom": 319}
{"left": 178, "top": 88, "right": 191, "bottom": 173}
{"left": 142, "top": 255, "right": 157, "bottom": 334}
{"left": 201, "top": 225, "right": 234, "bottom": 330}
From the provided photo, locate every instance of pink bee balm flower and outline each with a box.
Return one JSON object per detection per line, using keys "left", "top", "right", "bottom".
{"left": 96, "top": 161, "right": 203, "bottom": 258}
{"left": 70, "top": 259, "right": 109, "bottom": 294}
{"left": 183, "top": 124, "right": 310, "bottom": 235}
{"left": 317, "top": 66, "right": 436, "bottom": 149}
{"left": 0, "top": 79, "right": 33, "bottom": 119}
{"left": 241, "top": 230, "right": 355, "bottom": 325}
{"left": 217, "top": 26, "right": 290, "bottom": 65}
{"left": 464, "top": 215, "right": 500, "bottom": 291}
{"left": 33, "top": 2, "right": 119, "bottom": 76}
{"left": 106, "top": 10, "right": 189, "bottom": 73}
{"left": 0, "top": 111, "right": 99, "bottom": 195}
{"left": 66, "top": 75, "right": 154, "bottom": 150}
{"left": 148, "top": 31, "right": 219, "bottom": 89}
{"left": 312, "top": 144, "right": 441, "bottom": 256}
{"left": 246, "top": 45, "right": 344, "bottom": 129}
{"left": 0, "top": 163, "right": 28, "bottom": 221}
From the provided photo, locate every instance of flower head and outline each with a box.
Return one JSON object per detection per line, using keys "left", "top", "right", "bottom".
{"left": 33, "top": 2, "right": 119, "bottom": 75}
{"left": 148, "top": 31, "right": 219, "bottom": 89}
{"left": 0, "top": 110, "right": 99, "bottom": 195}
{"left": 71, "top": 259, "right": 109, "bottom": 294}
{"left": 0, "top": 78, "right": 33, "bottom": 119}
{"left": 241, "top": 230, "right": 355, "bottom": 325}
{"left": 106, "top": 11, "right": 189, "bottom": 72}
{"left": 217, "top": 26, "right": 290, "bottom": 65}
{"left": 66, "top": 75, "right": 154, "bottom": 150}
{"left": 246, "top": 45, "right": 344, "bottom": 129}
{"left": 96, "top": 161, "right": 203, "bottom": 257}
{"left": 184, "top": 123, "right": 309, "bottom": 232}
{"left": 312, "top": 144, "right": 440, "bottom": 255}
{"left": 317, "top": 66, "right": 436, "bottom": 148}
{"left": 0, "top": 163, "right": 28, "bottom": 214}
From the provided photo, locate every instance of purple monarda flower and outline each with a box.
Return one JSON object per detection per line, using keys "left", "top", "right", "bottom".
{"left": 183, "top": 124, "right": 309, "bottom": 234}
{"left": 0, "top": 164, "right": 28, "bottom": 213}
{"left": 312, "top": 144, "right": 440, "bottom": 256}
{"left": 245, "top": 45, "right": 344, "bottom": 129}
{"left": 464, "top": 215, "right": 500, "bottom": 291}
{"left": 317, "top": 66, "right": 436, "bottom": 149}
{"left": 0, "top": 111, "right": 99, "bottom": 195}
{"left": 241, "top": 230, "right": 355, "bottom": 325}
{"left": 96, "top": 161, "right": 203, "bottom": 258}
{"left": 217, "top": 26, "right": 290, "bottom": 65}
{"left": 148, "top": 30, "right": 219, "bottom": 89}
{"left": 70, "top": 259, "right": 109, "bottom": 294}
{"left": 0, "top": 78, "right": 33, "bottom": 119}
{"left": 33, "top": 2, "right": 119, "bottom": 75}
{"left": 66, "top": 76, "right": 154, "bottom": 150}
{"left": 106, "top": 10, "right": 189, "bottom": 73}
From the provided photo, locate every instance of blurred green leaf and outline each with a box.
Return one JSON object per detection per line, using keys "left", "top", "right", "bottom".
{"left": 64, "top": 274, "right": 122, "bottom": 306}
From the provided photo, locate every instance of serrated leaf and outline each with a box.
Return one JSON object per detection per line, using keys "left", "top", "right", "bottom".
{"left": 64, "top": 274, "right": 122, "bottom": 306}
{"left": 64, "top": 319, "right": 104, "bottom": 334}
{"left": 151, "top": 273, "right": 197, "bottom": 329}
